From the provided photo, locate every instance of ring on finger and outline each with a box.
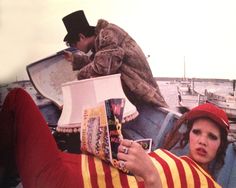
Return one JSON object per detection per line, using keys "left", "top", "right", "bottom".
{"left": 123, "top": 146, "right": 129, "bottom": 154}
{"left": 119, "top": 160, "right": 126, "bottom": 169}
{"left": 129, "top": 140, "right": 133, "bottom": 147}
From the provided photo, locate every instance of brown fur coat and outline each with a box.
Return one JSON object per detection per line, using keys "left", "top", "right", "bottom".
{"left": 72, "top": 19, "right": 168, "bottom": 108}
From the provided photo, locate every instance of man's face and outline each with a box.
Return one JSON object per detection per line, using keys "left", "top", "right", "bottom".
{"left": 74, "top": 34, "right": 94, "bottom": 53}
{"left": 75, "top": 40, "right": 88, "bottom": 53}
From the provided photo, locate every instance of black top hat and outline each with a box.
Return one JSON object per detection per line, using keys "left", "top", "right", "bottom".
{"left": 62, "top": 10, "right": 95, "bottom": 42}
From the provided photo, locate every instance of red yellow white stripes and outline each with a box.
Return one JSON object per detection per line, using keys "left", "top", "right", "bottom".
{"left": 78, "top": 149, "right": 221, "bottom": 188}
{"left": 81, "top": 154, "right": 140, "bottom": 188}
{"left": 149, "top": 149, "right": 221, "bottom": 188}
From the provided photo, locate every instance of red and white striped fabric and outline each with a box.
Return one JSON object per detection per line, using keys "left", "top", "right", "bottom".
{"left": 149, "top": 149, "right": 221, "bottom": 188}
{"left": 64, "top": 152, "right": 144, "bottom": 188}
{"left": 70, "top": 149, "right": 220, "bottom": 188}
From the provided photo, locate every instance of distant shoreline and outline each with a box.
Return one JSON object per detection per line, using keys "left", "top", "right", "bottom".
{"left": 155, "top": 77, "right": 234, "bottom": 83}
{"left": 1, "top": 77, "right": 234, "bottom": 87}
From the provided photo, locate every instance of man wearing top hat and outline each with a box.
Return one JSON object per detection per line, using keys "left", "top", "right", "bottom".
{"left": 62, "top": 10, "right": 168, "bottom": 109}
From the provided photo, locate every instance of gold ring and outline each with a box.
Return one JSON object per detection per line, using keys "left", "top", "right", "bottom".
{"left": 123, "top": 146, "right": 129, "bottom": 154}
{"left": 119, "top": 160, "right": 126, "bottom": 169}
{"left": 129, "top": 140, "right": 133, "bottom": 147}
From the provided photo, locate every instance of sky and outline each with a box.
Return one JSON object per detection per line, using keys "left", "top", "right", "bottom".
{"left": 1, "top": 0, "right": 236, "bottom": 84}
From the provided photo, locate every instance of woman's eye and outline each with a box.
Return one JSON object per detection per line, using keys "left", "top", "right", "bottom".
{"left": 192, "top": 129, "right": 201, "bottom": 135}
{"left": 208, "top": 133, "right": 218, "bottom": 140}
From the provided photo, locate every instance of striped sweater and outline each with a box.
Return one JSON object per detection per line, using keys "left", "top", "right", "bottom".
{"left": 74, "top": 149, "right": 221, "bottom": 188}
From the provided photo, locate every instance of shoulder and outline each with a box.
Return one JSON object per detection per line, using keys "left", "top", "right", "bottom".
{"left": 95, "top": 19, "right": 109, "bottom": 34}
{"left": 150, "top": 149, "right": 179, "bottom": 160}
{"left": 95, "top": 19, "right": 125, "bottom": 34}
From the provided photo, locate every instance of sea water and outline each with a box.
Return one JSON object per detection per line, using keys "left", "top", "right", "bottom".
{"left": 157, "top": 80, "right": 234, "bottom": 111}
{"left": 157, "top": 80, "right": 236, "bottom": 137}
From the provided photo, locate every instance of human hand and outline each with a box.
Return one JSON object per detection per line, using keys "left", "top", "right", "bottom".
{"left": 117, "top": 139, "right": 162, "bottom": 188}
{"left": 63, "top": 50, "right": 74, "bottom": 62}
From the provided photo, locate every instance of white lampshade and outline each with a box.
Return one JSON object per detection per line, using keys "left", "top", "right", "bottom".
{"left": 57, "top": 74, "right": 138, "bottom": 133}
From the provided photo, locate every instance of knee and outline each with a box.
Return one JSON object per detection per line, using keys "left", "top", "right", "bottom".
{"left": 11, "top": 88, "right": 29, "bottom": 96}
{"left": 3, "top": 88, "right": 32, "bottom": 111}
{"left": 6, "top": 88, "right": 28, "bottom": 98}
{"left": 7, "top": 88, "right": 30, "bottom": 102}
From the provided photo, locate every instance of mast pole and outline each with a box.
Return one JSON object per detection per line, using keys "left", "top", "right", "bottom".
{"left": 184, "top": 56, "right": 186, "bottom": 80}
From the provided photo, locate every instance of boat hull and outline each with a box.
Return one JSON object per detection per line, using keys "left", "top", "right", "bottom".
{"left": 22, "top": 49, "right": 236, "bottom": 188}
